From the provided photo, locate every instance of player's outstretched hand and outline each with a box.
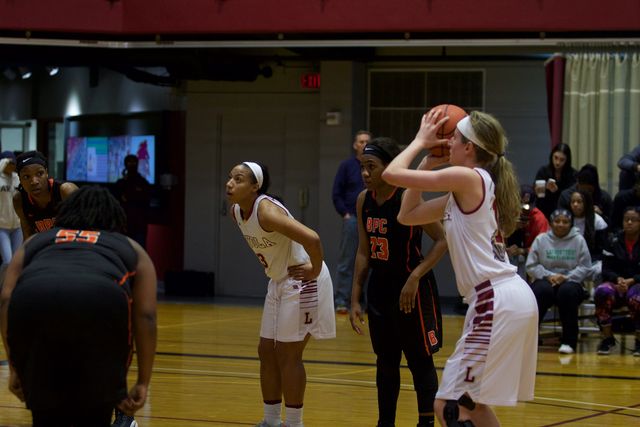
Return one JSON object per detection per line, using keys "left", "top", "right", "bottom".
{"left": 117, "top": 382, "right": 148, "bottom": 415}
{"left": 349, "top": 302, "right": 366, "bottom": 335}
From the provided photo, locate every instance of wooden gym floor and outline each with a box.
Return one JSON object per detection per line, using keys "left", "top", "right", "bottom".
{"left": 1, "top": 300, "right": 639, "bottom": 426}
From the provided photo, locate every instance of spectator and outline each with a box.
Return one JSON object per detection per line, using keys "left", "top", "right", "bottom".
{"left": 558, "top": 163, "right": 613, "bottom": 226}
{"left": 617, "top": 145, "right": 640, "bottom": 191}
{"left": 0, "top": 151, "right": 22, "bottom": 265}
{"left": 526, "top": 209, "right": 592, "bottom": 354}
{"left": 569, "top": 189, "right": 608, "bottom": 280}
{"left": 611, "top": 177, "right": 640, "bottom": 234}
{"left": 534, "top": 143, "right": 577, "bottom": 219}
{"left": 115, "top": 154, "right": 151, "bottom": 248}
{"left": 331, "top": 130, "right": 371, "bottom": 313}
{"left": 593, "top": 206, "right": 640, "bottom": 356}
{"left": 507, "top": 185, "right": 549, "bottom": 277}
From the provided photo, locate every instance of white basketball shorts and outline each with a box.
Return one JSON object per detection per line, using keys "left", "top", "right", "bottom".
{"left": 436, "top": 274, "right": 538, "bottom": 406}
{"left": 260, "top": 262, "right": 336, "bottom": 342}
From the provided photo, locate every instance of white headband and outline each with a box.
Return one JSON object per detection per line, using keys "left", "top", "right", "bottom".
{"left": 456, "top": 115, "right": 501, "bottom": 157}
{"left": 243, "top": 161, "right": 264, "bottom": 189}
{"left": 456, "top": 116, "right": 480, "bottom": 146}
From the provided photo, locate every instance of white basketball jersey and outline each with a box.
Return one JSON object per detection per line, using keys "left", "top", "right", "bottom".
{"left": 233, "top": 194, "right": 310, "bottom": 281}
{"left": 443, "top": 168, "right": 517, "bottom": 298}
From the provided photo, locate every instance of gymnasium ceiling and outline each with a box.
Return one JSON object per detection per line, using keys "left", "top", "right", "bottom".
{"left": 0, "top": 0, "right": 638, "bottom": 84}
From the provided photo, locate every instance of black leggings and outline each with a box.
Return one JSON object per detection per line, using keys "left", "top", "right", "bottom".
{"left": 368, "top": 308, "right": 438, "bottom": 426}
{"left": 31, "top": 405, "right": 114, "bottom": 427}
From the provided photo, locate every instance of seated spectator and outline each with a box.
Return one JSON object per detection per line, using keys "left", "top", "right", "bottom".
{"left": 611, "top": 178, "right": 640, "bottom": 234}
{"left": 558, "top": 164, "right": 613, "bottom": 226}
{"left": 507, "top": 185, "right": 550, "bottom": 277}
{"left": 617, "top": 145, "right": 640, "bottom": 191}
{"left": 569, "top": 189, "right": 608, "bottom": 280}
{"left": 534, "top": 143, "right": 577, "bottom": 219}
{"left": 526, "top": 209, "right": 592, "bottom": 354}
{"left": 593, "top": 206, "right": 640, "bottom": 356}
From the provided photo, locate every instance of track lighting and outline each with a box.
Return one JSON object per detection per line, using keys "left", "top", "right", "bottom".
{"left": 18, "top": 67, "right": 32, "bottom": 79}
{"left": 2, "top": 68, "right": 16, "bottom": 80}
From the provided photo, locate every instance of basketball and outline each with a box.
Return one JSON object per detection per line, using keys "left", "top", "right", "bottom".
{"left": 430, "top": 143, "right": 449, "bottom": 157}
{"left": 428, "top": 104, "right": 467, "bottom": 139}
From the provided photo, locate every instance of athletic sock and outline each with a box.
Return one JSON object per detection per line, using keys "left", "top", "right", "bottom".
{"left": 264, "top": 400, "right": 282, "bottom": 426}
{"left": 285, "top": 405, "right": 303, "bottom": 427}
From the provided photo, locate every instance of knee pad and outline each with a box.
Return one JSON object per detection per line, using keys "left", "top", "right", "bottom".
{"left": 443, "top": 398, "right": 475, "bottom": 427}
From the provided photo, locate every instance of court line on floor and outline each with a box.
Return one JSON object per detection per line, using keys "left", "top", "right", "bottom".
{"left": 154, "top": 350, "right": 640, "bottom": 381}
{"left": 537, "top": 401, "right": 640, "bottom": 426}
{"left": 534, "top": 396, "right": 640, "bottom": 413}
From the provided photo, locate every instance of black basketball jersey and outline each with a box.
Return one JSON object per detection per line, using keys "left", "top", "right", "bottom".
{"left": 362, "top": 188, "right": 423, "bottom": 275}
{"left": 362, "top": 188, "right": 443, "bottom": 354}
{"left": 21, "top": 227, "right": 138, "bottom": 295}
{"left": 20, "top": 179, "right": 64, "bottom": 233}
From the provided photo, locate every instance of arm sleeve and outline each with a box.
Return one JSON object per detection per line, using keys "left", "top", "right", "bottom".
{"left": 332, "top": 162, "right": 347, "bottom": 216}
{"left": 601, "top": 247, "right": 619, "bottom": 283}
{"left": 566, "top": 238, "right": 593, "bottom": 283}
{"left": 557, "top": 189, "right": 571, "bottom": 212}
{"left": 617, "top": 145, "right": 640, "bottom": 171}
{"left": 525, "top": 237, "right": 553, "bottom": 280}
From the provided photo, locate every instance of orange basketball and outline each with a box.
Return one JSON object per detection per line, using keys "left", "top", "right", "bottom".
{"left": 428, "top": 104, "right": 468, "bottom": 139}
{"left": 430, "top": 144, "right": 450, "bottom": 157}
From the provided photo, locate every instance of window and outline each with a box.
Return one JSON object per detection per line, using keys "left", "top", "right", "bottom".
{"left": 368, "top": 69, "right": 484, "bottom": 145}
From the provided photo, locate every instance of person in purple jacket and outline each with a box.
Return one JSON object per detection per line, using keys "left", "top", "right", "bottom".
{"left": 331, "top": 130, "right": 371, "bottom": 313}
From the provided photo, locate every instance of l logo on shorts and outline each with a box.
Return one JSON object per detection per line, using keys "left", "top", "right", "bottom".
{"left": 304, "top": 312, "right": 313, "bottom": 324}
{"left": 464, "top": 367, "right": 475, "bottom": 383}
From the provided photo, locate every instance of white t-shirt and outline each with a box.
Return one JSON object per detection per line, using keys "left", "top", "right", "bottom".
{"left": 573, "top": 213, "right": 607, "bottom": 235}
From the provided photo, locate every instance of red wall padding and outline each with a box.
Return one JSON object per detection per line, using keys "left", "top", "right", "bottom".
{"left": 0, "top": 0, "right": 638, "bottom": 35}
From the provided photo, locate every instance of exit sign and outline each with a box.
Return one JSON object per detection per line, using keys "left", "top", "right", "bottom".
{"left": 300, "top": 73, "right": 321, "bottom": 89}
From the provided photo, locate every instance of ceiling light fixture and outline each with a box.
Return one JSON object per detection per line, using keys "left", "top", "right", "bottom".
{"left": 18, "top": 67, "right": 32, "bottom": 79}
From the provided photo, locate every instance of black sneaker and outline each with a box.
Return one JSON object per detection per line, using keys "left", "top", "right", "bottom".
{"left": 597, "top": 337, "right": 616, "bottom": 355}
{"left": 633, "top": 340, "right": 640, "bottom": 357}
{"left": 112, "top": 409, "right": 138, "bottom": 427}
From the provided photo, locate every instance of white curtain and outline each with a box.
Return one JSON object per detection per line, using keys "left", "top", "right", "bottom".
{"left": 563, "top": 52, "right": 640, "bottom": 193}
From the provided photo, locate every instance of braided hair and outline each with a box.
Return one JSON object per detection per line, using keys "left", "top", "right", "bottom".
{"left": 55, "top": 185, "right": 127, "bottom": 233}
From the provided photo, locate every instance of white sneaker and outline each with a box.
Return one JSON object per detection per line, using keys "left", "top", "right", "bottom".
{"left": 558, "top": 344, "right": 574, "bottom": 354}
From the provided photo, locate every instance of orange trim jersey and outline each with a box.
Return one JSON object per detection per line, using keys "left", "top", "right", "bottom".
{"left": 8, "top": 227, "right": 139, "bottom": 410}
{"left": 22, "top": 227, "right": 138, "bottom": 295}
{"left": 232, "top": 194, "right": 310, "bottom": 281}
{"left": 362, "top": 187, "right": 442, "bottom": 355}
{"left": 19, "top": 179, "right": 63, "bottom": 233}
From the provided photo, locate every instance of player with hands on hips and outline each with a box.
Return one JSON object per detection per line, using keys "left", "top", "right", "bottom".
{"left": 226, "top": 161, "right": 335, "bottom": 427}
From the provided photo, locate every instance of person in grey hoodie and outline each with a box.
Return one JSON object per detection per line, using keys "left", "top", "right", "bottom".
{"left": 526, "top": 208, "right": 592, "bottom": 354}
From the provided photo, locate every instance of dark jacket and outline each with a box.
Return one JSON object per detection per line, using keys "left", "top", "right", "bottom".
{"left": 601, "top": 230, "right": 640, "bottom": 284}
